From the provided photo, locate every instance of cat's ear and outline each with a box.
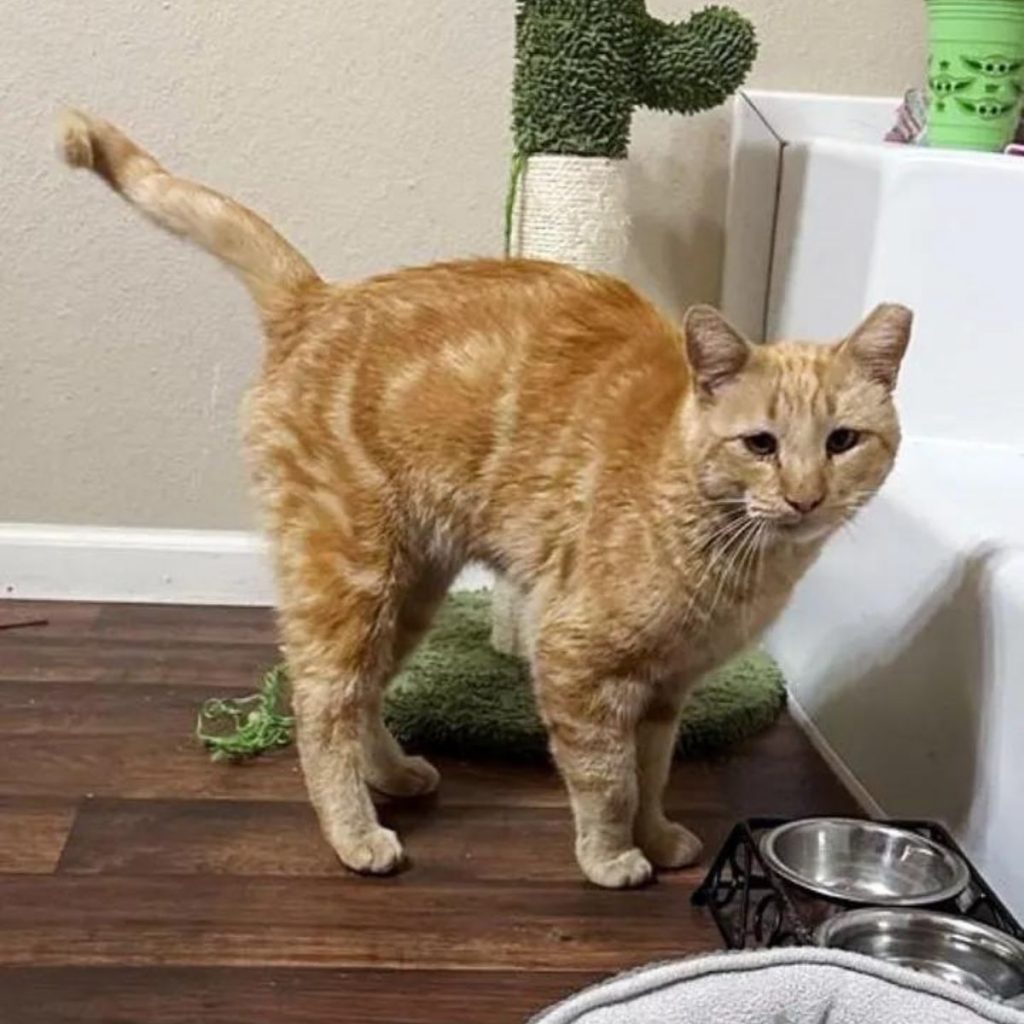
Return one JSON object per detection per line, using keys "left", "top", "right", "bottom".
{"left": 684, "top": 305, "right": 750, "bottom": 397}
{"left": 842, "top": 303, "right": 913, "bottom": 389}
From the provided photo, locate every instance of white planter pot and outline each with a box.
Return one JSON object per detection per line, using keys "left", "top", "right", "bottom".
{"left": 492, "top": 155, "right": 631, "bottom": 657}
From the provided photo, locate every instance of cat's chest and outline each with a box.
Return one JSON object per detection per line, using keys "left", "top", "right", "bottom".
{"left": 659, "top": 549, "right": 810, "bottom": 680}
{"left": 683, "top": 591, "right": 782, "bottom": 670}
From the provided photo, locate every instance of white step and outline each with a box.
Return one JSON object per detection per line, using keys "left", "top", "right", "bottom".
{"left": 726, "top": 92, "right": 1024, "bottom": 918}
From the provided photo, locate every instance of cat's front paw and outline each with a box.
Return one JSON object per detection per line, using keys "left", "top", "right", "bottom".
{"left": 332, "top": 826, "right": 405, "bottom": 875}
{"left": 637, "top": 819, "right": 703, "bottom": 870}
{"left": 579, "top": 846, "right": 654, "bottom": 889}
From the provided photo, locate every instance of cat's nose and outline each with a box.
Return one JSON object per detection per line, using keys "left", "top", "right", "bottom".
{"left": 785, "top": 495, "right": 823, "bottom": 515}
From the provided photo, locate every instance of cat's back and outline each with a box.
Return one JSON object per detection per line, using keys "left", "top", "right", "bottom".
{"left": 251, "top": 258, "right": 686, "bottom": 497}
{"left": 266, "top": 258, "right": 677, "bottom": 372}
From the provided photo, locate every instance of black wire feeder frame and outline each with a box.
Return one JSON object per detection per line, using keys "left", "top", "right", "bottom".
{"left": 691, "top": 817, "right": 1023, "bottom": 950}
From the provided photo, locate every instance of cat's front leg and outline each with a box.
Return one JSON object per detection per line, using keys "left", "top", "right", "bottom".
{"left": 634, "top": 689, "right": 703, "bottom": 869}
{"left": 536, "top": 665, "right": 653, "bottom": 889}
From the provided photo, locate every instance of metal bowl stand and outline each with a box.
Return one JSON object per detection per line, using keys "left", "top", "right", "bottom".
{"left": 691, "top": 817, "right": 1023, "bottom": 950}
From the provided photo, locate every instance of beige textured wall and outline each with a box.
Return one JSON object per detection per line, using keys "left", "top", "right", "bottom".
{"left": 2, "top": 0, "right": 925, "bottom": 530}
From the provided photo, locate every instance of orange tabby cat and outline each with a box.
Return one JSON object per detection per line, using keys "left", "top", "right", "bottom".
{"left": 58, "top": 111, "right": 912, "bottom": 888}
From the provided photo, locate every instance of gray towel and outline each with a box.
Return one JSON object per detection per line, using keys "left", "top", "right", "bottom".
{"left": 532, "top": 948, "right": 1024, "bottom": 1023}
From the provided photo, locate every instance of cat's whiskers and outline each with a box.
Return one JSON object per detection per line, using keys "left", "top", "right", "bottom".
{"left": 695, "top": 513, "right": 749, "bottom": 553}
{"left": 733, "top": 523, "right": 758, "bottom": 639}
{"left": 839, "top": 490, "right": 875, "bottom": 515}
{"left": 686, "top": 518, "right": 746, "bottom": 573}
{"left": 735, "top": 516, "right": 768, "bottom": 603}
{"left": 753, "top": 519, "right": 769, "bottom": 596}
{"left": 831, "top": 491, "right": 876, "bottom": 539}
{"left": 700, "top": 515, "right": 763, "bottom": 634}
{"left": 738, "top": 519, "right": 769, "bottom": 639}
{"left": 677, "top": 513, "right": 755, "bottom": 633}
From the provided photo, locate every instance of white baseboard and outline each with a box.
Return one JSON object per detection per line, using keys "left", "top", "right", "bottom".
{"left": 0, "top": 523, "right": 493, "bottom": 606}
{"left": 786, "top": 691, "right": 886, "bottom": 818}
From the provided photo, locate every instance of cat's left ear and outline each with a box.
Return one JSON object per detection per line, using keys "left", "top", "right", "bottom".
{"left": 684, "top": 305, "right": 751, "bottom": 397}
{"left": 841, "top": 303, "right": 913, "bottom": 390}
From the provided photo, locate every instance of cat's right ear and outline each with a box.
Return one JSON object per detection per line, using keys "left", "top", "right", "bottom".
{"left": 683, "top": 305, "right": 751, "bottom": 397}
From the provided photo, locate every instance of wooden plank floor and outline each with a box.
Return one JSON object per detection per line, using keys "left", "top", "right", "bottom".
{"left": 0, "top": 600, "right": 857, "bottom": 1023}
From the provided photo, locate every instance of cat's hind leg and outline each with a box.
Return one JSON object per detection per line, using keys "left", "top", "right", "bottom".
{"left": 277, "top": 528, "right": 410, "bottom": 875}
{"left": 359, "top": 568, "right": 453, "bottom": 798}
{"left": 634, "top": 689, "right": 703, "bottom": 869}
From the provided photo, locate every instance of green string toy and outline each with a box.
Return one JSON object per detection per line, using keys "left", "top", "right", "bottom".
{"left": 196, "top": 665, "right": 294, "bottom": 761}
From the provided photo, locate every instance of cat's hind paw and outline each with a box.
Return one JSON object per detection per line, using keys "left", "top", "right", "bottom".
{"left": 637, "top": 819, "right": 703, "bottom": 870}
{"left": 367, "top": 755, "right": 440, "bottom": 798}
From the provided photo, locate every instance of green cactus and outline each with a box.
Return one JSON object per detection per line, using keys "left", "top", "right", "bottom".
{"left": 513, "top": 1, "right": 758, "bottom": 160}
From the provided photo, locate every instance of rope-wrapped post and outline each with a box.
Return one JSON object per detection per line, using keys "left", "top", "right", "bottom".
{"left": 491, "top": 155, "right": 630, "bottom": 658}
{"left": 508, "top": 155, "right": 630, "bottom": 270}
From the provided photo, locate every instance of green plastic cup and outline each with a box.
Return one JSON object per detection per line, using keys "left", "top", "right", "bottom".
{"left": 926, "top": 0, "right": 1024, "bottom": 150}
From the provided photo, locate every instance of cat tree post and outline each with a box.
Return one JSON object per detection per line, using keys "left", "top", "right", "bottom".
{"left": 490, "top": 156, "right": 630, "bottom": 658}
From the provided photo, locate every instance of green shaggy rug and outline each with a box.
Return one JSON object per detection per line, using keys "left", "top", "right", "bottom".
{"left": 385, "top": 591, "right": 786, "bottom": 760}
{"left": 199, "top": 591, "right": 786, "bottom": 762}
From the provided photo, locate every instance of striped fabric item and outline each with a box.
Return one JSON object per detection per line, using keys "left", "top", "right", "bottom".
{"left": 885, "top": 88, "right": 928, "bottom": 144}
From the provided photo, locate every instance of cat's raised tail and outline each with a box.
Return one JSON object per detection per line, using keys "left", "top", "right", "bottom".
{"left": 57, "top": 110, "right": 320, "bottom": 309}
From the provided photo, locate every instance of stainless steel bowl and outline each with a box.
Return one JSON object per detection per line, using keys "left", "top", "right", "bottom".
{"left": 760, "top": 818, "right": 969, "bottom": 906}
{"left": 817, "top": 908, "right": 1024, "bottom": 1003}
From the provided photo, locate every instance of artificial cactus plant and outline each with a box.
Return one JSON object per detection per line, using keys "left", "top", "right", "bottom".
{"left": 513, "top": 0, "right": 758, "bottom": 160}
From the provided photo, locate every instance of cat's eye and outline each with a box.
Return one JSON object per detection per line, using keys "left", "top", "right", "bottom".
{"left": 826, "top": 428, "right": 861, "bottom": 456}
{"left": 743, "top": 432, "right": 778, "bottom": 457}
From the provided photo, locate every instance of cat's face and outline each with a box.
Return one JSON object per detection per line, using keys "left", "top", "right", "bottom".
{"left": 683, "top": 305, "right": 913, "bottom": 545}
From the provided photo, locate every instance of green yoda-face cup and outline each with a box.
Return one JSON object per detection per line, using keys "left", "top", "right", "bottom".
{"left": 926, "top": 0, "right": 1024, "bottom": 150}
